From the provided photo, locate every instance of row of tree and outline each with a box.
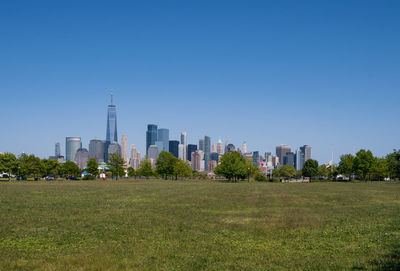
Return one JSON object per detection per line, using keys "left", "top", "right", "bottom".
{"left": 126, "top": 151, "right": 194, "bottom": 180}
{"left": 0, "top": 152, "right": 127, "bottom": 179}
{"left": 337, "top": 149, "right": 400, "bottom": 181}
{"left": 1, "top": 149, "right": 399, "bottom": 181}
{"left": 271, "top": 149, "right": 400, "bottom": 181}
{"left": 0, "top": 153, "right": 81, "bottom": 179}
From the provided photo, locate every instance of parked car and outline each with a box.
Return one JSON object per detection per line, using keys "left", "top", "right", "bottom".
{"left": 16, "top": 175, "right": 26, "bottom": 180}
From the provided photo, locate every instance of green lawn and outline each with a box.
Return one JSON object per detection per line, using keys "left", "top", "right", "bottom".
{"left": 0, "top": 180, "right": 399, "bottom": 270}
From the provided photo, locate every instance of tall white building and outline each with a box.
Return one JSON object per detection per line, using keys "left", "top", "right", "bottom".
{"left": 148, "top": 145, "right": 159, "bottom": 161}
{"left": 130, "top": 145, "right": 140, "bottom": 170}
{"left": 217, "top": 139, "right": 223, "bottom": 155}
{"left": 191, "top": 150, "right": 205, "bottom": 171}
{"left": 178, "top": 144, "right": 185, "bottom": 160}
{"left": 242, "top": 141, "right": 247, "bottom": 154}
{"left": 180, "top": 132, "right": 187, "bottom": 161}
{"left": 121, "top": 134, "right": 128, "bottom": 165}
{"left": 211, "top": 144, "right": 217, "bottom": 153}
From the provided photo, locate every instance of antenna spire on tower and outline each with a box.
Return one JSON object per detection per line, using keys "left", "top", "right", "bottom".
{"left": 110, "top": 89, "right": 114, "bottom": 105}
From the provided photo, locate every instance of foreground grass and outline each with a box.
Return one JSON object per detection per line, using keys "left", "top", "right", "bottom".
{"left": 0, "top": 180, "right": 399, "bottom": 270}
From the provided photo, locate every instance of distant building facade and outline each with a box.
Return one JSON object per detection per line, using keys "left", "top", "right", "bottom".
{"left": 74, "top": 148, "right": 89, "bottom": 169}
{"left": 226, "top": 144, "right": 235, "bottom": 153}
{"left": 148, "top": 145, "right": 159, "bottom": 161}
{"left": 89, "top": 139, "right": 105, "bottom": 163}
{"left": 121, "top": 134, "right": 128, "bottom": 164}
{"left": 199, "top": 139, "right": 205, "bottom": 151}
{"left": 169, "top": 140, "right": 179, "bottom": 158}
{"left": 108, "top": 142, "right": 121, "bottom": 157}
{"left": 204, "top": 136, "right": 211, "bottom": 170}
{"left": 66, "top": 137, "right": 82, "bottom": 161}
{"left": 146, "top": 124, "right": 158, "bottom": 155}
{"left": 217, "top": 139, "right": 223, "bottom": 155}
{"left": 157, "top": 128, "right": 169, "bottom": 152}
{"left": 276, "top": 145, "right": 291, "bottom": 166}
{"left": 187, "top": 144, "right": 197, "bottom": 161}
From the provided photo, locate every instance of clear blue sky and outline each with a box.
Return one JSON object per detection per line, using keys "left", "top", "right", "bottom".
{"left": 1, "top": 0, "right": 399, "bottom": 163}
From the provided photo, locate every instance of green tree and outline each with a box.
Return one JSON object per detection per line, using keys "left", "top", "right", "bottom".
{"left": 86, "top": 158, "right": 99, "bottom": 177}
{"left": 0, "top": 153, "right": 18, "bottom": 179}
{"left": 274, "top": 165, "right": 296, "bottom": 178}
{"left": 338, "top": 154, "right": 355, "bottom": 179}
{"left": 156, "top": 151, "right": 178, "bottom": 179}
{"left": 62, "top": 161, "right": 81, "bottom": 177}
{"left": 42, "top": 159, "right": 61, "bottom": 176}
{"left": 245, "top": 158, "right": 259, "bottom": 182}
{"left": 214, "top": 151, "right": 247, "bottom": 181}
{"left": 108, "top": 153, "right": 125, "bottom": 178}
{"left": 353, "top": 149, "right": 376, "bottom": 181}
{"left": 318, "top": 164, "right": 330, "bottom": 178}
{"left": 302, "top": 159, "right": 319, "bottom": 180}
{"left": 137, "top": 159, "right": 153, "bottom": 178}
{"left": 371, "top": 157, "right": 389, "bottom": 181}
{"left": 127, "top": 167, "right": 136, "bottom": 177}
{"left": 173, "top": 159, "right": 192, "bottom": 180}
{"left": 18, "top": 154, "right": 44, "bottom": 179}
{"left": 386, "top": 150, "right": 400, "bottom": 179}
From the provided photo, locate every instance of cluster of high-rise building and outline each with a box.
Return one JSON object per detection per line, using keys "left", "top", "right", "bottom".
{"left": 50, "top": 93, "right": 312, "bottom": 173}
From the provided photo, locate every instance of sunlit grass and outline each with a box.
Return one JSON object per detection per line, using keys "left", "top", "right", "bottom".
{"left": 0, "top": 180, "right": 399, "bottom": 270}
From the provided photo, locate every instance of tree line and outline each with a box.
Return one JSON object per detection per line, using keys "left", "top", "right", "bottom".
{"left": 1, "top": 149, "right": 399, "bottom": 181}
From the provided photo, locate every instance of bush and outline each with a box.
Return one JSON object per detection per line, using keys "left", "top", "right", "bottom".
{"left": 83, "top": 174, "right": 96, "bottom": 180}
{"left": 255, "top": 173, "right": 268, "bottom": 182}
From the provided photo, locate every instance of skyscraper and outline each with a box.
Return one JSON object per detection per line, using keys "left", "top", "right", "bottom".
{"left": 121, "top": 134, "right": 128, "bottom": 164}
{"left": 154, "top": 141, "right": 163, "bottom": 153}
{"left": 295, "top": 148, "right": 302, "bottom": 170}
{"left": 181, "top": 132, "right": 187, "bottom": 161}
{"left": 300, "top": 145, "right": 312, "bottom": 162}
{"left": 106, "top": 91, "right": 118, "bottom": 143}
{"left": 199, "top": 139, "right": 205, "bottom": 151}
{"left": 148, "top": 145, "right": 159, "bottom": 160}
{"left": 252, "top": 151, "right": 259, "bottom": 166}
{"left": 204, "top": 136, "right": 211, "bottom": 170}
{"left": 226, "top": 144, "right": 235, "bottom": 153}
{"left": 283, "top": 152, "right": 295, "bottom": 167}
{"left": 65, "top": 137, "right": 82, "bottom": 161}
{"left": 55, "top": 142, "right": 61, "bottom": 157}
{"left": 178, "top": 144, "right": 185, "bottom": 160}
{"left": 242, "top": 142, "right": 247, "bottom": 154}
{"left": 276, "top": 145, "right": 291, "bottom": 166}
{"left": 130, "top": 145, "right": 140, "bottom": 169}
{"left": 191, "top": 150, "right": 204, "bottom": 171}
{"left": 157, "top": 128, "right": 169, "bottom": 152}
{"left": 224, "top": 141, "right": 229, "bottom": 153}
{"left": 108, "top": 142, "right": 121, "bottom": 157}
{"left": 211, "top": 144, "right": 217, "bottom": 153}
{"left": 169, "top": 140, "right": 179, "bottom": 158}
{"left": 74, "top": 148, "right": 90, "bottom": 169}
{"left": 89, "top": 139, "right": 105, "bottom": 163}
{"left": 210, "top": 152, "right": 219, "bottom": 163}
{"left": 187, "top": 144, "right": 197, "bottom": 161}
{"left": 217, "top": 139, "right": 223, "bottom": 155}
{"left": 146, "top": 124, "right": 158, "bottom": 155}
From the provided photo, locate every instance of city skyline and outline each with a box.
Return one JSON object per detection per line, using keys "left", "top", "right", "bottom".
{"left": 0, "top": 1, "right": 399, "bottom": 162}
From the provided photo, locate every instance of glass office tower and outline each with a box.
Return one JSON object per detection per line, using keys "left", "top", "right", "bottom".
{"left": 65, "top": 137, "right": 82, "bottom": 161}
{"left": 204, "top": 136, "right": 211, "bottom": 170}
{"left": 146, "top": 124, "right": 158, "bottom": 155}
{"left": 157, "top": 128, "right": 169, "bottom": 152}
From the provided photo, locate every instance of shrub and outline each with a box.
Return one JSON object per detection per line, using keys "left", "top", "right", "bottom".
{"left": 255, "top": 173, "right": 268, "bottom": 182}
{"left": 83, "top": 174, "right": 96, "bottom": 180}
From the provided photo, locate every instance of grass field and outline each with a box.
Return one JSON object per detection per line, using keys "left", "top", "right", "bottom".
{"left": 0, "top": 180, "right": 399, "bottom": 270}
